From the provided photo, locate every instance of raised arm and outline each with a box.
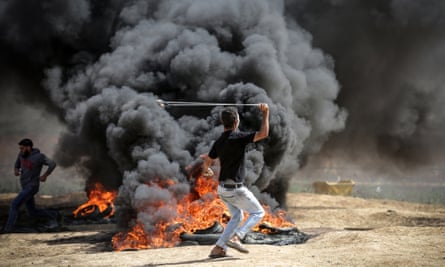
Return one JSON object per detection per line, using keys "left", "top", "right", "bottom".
{"left": 253, "top": 103, "right": 269, "bottom": 142}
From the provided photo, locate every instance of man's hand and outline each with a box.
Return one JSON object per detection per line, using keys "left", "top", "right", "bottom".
{"left": 39, "top": 174, "right": 48, "bottom": 182}
{"left": 258, "top": 103, "right": 269, "bottom": 113}
{"left": 203, "top": 168, "right": 214, "bottom": 177}
{"left": 200, "top": 154, "right": 215, "bottom": 177}
{"left": 14, "top": 169, "right": 20, "bottom": 176}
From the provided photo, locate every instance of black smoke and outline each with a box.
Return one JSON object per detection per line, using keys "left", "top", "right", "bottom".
{"left": 287, "top": 0, "right": 445, "bottom": 177}
{"left": 1, "top": 0, "right": 348, "bottom": 231}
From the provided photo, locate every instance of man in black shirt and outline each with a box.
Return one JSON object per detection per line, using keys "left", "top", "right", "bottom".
{"left": 201, "top": 103, "right": 269, "bottom": 258}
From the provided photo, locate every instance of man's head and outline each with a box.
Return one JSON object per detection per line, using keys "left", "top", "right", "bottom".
{"left": 220, "top": 107, "right": 239, "bottom": 129}
{"left": 18, "top": 138, "right": 33, "bottom": 157}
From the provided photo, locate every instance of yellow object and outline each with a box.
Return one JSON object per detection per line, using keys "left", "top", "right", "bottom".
{"left": 312, "top": 180, "right": 355, "bottom": 196}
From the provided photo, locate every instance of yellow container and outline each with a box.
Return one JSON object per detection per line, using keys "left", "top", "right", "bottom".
{"left": 312, "top": 180, "right": 355, "bottom": 196}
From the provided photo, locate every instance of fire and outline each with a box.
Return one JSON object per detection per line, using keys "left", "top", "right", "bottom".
{"left": 254, "top": 206, "right": 296, "bottom": 233}
{"left": 73, "top": 182, "right": 117, "bottom": 219}
{"left": 111, "top": 173, "right": 296, "bottom": 251}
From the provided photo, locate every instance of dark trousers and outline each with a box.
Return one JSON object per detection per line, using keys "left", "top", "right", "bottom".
{"left": 3, "top": 185, "right": 57, "bottom": 232}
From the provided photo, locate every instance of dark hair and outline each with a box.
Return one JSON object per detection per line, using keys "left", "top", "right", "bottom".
{"left": 220, "top": 107, "right": 238, "bottom": 128}
{"left": 18, "top": 138, "right": 33, "bottom": 147}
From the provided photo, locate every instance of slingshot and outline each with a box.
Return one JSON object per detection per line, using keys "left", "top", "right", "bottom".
{"left": 156, "top": 99, "right": 259, "bottom": 108}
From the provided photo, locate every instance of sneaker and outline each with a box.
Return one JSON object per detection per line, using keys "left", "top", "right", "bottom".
{"left": 44, "top": 219, "right": 59, "bottom": 229}
{"left": 227, "top": 235, "right": 249, "bottom": 254}
{"left": 209, "top": 245, "right": 227, "bottom": 258}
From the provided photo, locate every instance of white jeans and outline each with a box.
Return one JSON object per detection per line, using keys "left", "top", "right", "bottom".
{"left": 215, "top": 185, "right": 265, "bottom": 250}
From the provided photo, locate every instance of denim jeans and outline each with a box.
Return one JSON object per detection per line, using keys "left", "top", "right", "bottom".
{"left": 3, "top": 185, "right": 57, "bottom": 232}
{"left": 215, "top": 185, "right": 265, "bottom": 250}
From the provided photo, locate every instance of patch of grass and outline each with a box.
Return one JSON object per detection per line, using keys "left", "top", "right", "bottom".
{"left": 289, "top": 180, "right": 445, "bottom": 205}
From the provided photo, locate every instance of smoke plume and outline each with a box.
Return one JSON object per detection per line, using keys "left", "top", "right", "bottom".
{"left": 287, "top": 0, "right": 445, "bottom": 179}
{"left": 1, "top": 0, "right": 348, "bottom": 230}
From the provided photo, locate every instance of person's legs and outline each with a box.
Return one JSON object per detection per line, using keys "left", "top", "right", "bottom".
{"left": 209, "top": 186, "right": 243, "bottom": 257}
{"left": 24, "top": 187, "right": 59, "bottom": 229}
{"left": 210, "top": 185, "right": 265, "bottom": 256}
{"left": 3, "top": 186, "right": 36, "bottom": 232}
{"left": 25, "top": 196, "right": 57, "bottom": 220}
{"left": 232, "top": 187, "right": 265, "bottom": 239}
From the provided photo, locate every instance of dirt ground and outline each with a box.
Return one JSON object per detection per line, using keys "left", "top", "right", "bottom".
{"left": 1, "top": 192, "right": 444, "bottom": 267}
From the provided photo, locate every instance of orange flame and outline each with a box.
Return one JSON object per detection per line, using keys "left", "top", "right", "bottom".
{"left": 112, "top": 173, "right": 296, "bottom": 251}
{"left": 254, "top": 206, "right": 296, "bottom": 233}
{"left": 73, "top": 182, "right": 117, "bottom": 219}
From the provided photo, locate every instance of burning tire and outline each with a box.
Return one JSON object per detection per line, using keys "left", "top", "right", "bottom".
{"left": 73, "top": 203, "right": 114, "bottom": 220}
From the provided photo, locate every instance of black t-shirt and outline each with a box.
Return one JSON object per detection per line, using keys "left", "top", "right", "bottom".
{"left": 208, "top": 130, "right": 255, "bottom": 183}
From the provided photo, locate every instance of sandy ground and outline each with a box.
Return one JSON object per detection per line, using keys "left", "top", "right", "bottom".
{"left": 0, "top": 192, "right": 444, "bottom": 267}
